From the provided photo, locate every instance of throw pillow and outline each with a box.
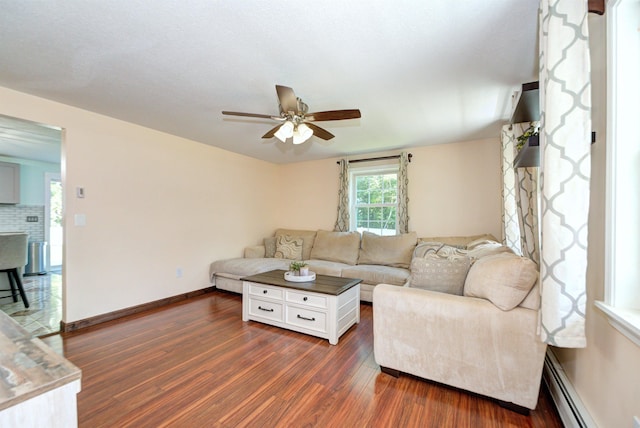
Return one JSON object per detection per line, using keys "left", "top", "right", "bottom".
{"left": 275, "top": 229, "right": 317, "bottom": 260}
{"left": 409, "top": 254, "right": 472, "bottom": 295}
{"left": 309, "top": 230, "right": 361, "bottom": 265}
{"left": 274, "top": 235, "right": 303, "bottom": 260}
{"left": 463, "top": 253, "right": 538, "bottom": 311}
{"left": 413, "top": 242, "right": 469, "bottom": 259}
{"left": 357, "top": 231, "right": 418, "bottom": 268}
{"left": 264, "top": 237, "right": 277, "bottom": 258}
{"left": 419, "top": 234, "right": 498, "bottom": 248}
{"left": 466, "top": 241, "right": 513, "bottom": 260}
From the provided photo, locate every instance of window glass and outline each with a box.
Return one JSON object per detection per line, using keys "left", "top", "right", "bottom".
{"left": 350, "top": 167, "right": 398, "bottom": 235}
{"left": 596, "top": 0, "right": 640, "bottom": 346}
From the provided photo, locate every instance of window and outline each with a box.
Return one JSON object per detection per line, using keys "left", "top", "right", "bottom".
{"left": 350, "top": 165, "right": 399, "bottom": 235}
{"left": 596, "top": 0, "right": 640, "bottom": 347}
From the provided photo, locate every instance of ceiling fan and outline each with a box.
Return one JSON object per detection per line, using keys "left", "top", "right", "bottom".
{"left": 222, "top": 85, "right": 361, "bottom": 145}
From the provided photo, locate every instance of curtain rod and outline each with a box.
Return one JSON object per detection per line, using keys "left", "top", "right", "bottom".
{"left": 336, "top": 153, "right": 412, "bottom": 165}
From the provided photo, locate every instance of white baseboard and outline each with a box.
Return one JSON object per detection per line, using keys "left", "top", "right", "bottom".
{"left": 543, "top": 349, "right": 596, "bottom": 428}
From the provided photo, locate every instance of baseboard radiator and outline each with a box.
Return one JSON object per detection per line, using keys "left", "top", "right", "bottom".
{"left": 543, "top": 349, "right": 596, "bottom": 428}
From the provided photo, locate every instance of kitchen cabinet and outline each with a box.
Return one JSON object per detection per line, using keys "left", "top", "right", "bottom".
{"left": 0, "top": 161, "right": 20, "bottom": 204}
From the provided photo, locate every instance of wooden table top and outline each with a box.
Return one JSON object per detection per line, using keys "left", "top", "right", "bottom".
{"left": 242, "top": 270, "right": 361, "bottom": 296}
{"left": 0, "top": 310, "right": 81, "bottom": 411}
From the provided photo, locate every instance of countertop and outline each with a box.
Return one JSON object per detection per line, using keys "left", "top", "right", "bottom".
{"left": 0, "top": 310, "right": 81, "bottom": 411}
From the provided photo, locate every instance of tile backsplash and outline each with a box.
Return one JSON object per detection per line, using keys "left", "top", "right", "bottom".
{"left": 0, "top": 205, "right": 46, "bottom": 242}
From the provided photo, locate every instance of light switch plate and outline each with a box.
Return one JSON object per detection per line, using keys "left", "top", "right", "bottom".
{"left": 74, "top": 214, "right": 86, "bottom": 226}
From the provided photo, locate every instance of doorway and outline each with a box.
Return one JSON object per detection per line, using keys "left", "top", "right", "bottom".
{"left": 0, "top": 114, "right": 63, "bottom": 335}
{"left": 45, "top": 173, "right": 63, "bottom": 272}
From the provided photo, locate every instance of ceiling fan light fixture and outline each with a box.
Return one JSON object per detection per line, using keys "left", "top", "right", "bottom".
{"left": 274, "top": 121, "right": 294, "bottom": 142}
{"left": 293, "top": 123, "right": 313, "bottom": 145}
{"left": 222, "top": 85, "right": 360, "bottom": 144}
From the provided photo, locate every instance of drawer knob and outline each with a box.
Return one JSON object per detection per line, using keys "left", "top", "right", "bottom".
{"left": 303, "top": 297, "right": 308, "bottom": 301}
{"left": 263, "top": 290, "right": 268, "bottom": 294}
{"left": 297, "top": 314, "right": 316, "bottom": 322}
{"left": 258, "top": 306, "right": 274, "bottom": 312}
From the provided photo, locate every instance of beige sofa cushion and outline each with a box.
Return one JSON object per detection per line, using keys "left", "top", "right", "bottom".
{"left": 264, "top": 237, "right": 277, "bottom": 258}
{"left": 275, "top": 229, "right": 317, "bottom": 260}
{"left": 310, "top": 230, "right": 361, "bottom": 265}
{"left": 464, "top": 253, "right": 538, "bottom": 311}
{"left": 341, "top": 264, "right": 410, "bottom": 286}
{"left": 210, "top": 257, "right": 290, "bottom": 279}
{"left": 244, "top": 245, "right": 266, "bottom": 258}
{"left": 409, "top": 254, "right": 472, "bottom": 295}
{"left": 274, "top": 235, "right": 303, "bottom": 260}
{"left": 358, "top": 231, "right": 418, "bottom": 268}
{"left": 306, "top": 259, "right": 353, "bottom": 277}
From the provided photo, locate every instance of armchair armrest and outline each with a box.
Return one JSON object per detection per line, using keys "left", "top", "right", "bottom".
{"left": 373, "top": 284, "right": 546, "bottom": 409}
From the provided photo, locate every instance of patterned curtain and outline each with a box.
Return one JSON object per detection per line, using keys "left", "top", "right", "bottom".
{"left": 539, "top": 0, "right": 592, "bottom": 347}
{"left": 501, "top": 125, "right": 524, "bottom": 253}
{"left": 397, "top": 152, "right": 410, "bottom": 233}
{"left": 517, "top": 164, "right": 540, "bottom": 265}
{"left": 334, "top": 159, "right": 350, "bottom": 232}
{"left": 501, "top": 124, "right": 540, "bottom": 265}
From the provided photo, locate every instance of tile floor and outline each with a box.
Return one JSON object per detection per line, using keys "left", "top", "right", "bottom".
{"left": 0, "top": 271, "right": 62, "bottom": 336}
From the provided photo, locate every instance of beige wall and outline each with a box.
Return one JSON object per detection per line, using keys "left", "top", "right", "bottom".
{"left": 0, "top": 86, "right": 282, "bottom": 322}
{"left": 551, "top": 14, "right": 640, "bottom": 428}
{"left": 0, "top": 85, "right": 502, "bottom": 323}
{"left": 279, "top": 139, "right": 503, "bottom": 240}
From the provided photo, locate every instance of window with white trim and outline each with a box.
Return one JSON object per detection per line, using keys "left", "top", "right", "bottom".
{"left": 349, "top": 165, "right": 399, "bottom": 236}
{"left": 596, "top": 0, "right": 640, "bottom": 347}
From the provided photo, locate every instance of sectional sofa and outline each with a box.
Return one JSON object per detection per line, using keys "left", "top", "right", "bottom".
{"left": 209, "top": 228, "right": 547, "bottom": 410}
{"left": 209, "top": 228, "right": 497, "bottom": 302}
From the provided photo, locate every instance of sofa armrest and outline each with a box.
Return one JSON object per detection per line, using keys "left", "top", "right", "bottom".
{"left": 244, "top": 245, "right": 266, "bottom": 258}
{"left": 373, "top": 284, "right": 547, "bottom": 409}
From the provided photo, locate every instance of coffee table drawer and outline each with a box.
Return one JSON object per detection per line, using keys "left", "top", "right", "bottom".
{"left": 286, "top": 290, "right": 327, "bottom": 309}
{"left": 249, "top": 283, "right": 283, "bottom": 300}
{"left": 286, "top": 306, "right": 327, "bottom": 333}
{"left": 248, "top": 298, "right": 283, "bottom": 322}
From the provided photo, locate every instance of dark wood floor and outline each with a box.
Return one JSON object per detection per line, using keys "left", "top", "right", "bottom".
{"left": 42, "top": 290, "right": 563, "bottom": 427}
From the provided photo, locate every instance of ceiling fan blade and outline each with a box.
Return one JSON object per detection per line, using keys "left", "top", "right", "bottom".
{"left": 275, "top": 85, "right": 299, "bottom": 114}
{"left": 306, "top": 109, "right": 361, "bottom": 121}
{"left": 222, "top": 111, "right": 274, "bottom": 119}
{"left": 262, "top": 124, "right": 282, "bottom": 139}
{"left": 305, "top": 122, "right": 335, "bottom": 140}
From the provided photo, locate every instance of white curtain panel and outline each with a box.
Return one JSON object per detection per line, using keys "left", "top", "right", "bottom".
{"left": 501, "top": 125, "right": 524, "bottom": 254}
{"left": 334, "top": 159, "right": 350, "bottom": 232}
{"left": 517, "top": 165, "right": 540, "bottom": 266}
{"left": 397, "top": 152, "right": 410, "bottom": 234}
{"left": 501, "top": 123, "right": 540, "bottom": 264}
{"left": 539, "top": 0, "right": 592, "bottom": 347}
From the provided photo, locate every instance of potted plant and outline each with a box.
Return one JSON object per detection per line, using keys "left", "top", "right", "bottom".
{"left": 516, "top": 123, "right": 540, "bottom": 151}
{"left": 289, "top": 260, "right": 309, "bottom": 276}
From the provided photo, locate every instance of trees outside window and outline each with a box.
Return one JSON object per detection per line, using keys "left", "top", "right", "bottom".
{"left": 350, "top": 167, "right": 398, "bottom": 235}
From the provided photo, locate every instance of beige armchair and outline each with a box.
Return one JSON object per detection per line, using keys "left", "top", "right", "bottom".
{"left": 0, "top": 233, "right": 30, "bottom": 308}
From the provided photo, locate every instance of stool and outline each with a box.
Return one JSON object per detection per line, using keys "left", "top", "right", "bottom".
{"left": 0, "top": 233, "right": 30, "bottom": 308}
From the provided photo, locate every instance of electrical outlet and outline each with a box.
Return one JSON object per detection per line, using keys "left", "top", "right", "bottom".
{"left": 633, "top": 416, "right": 640, "bottom": 428}
{"left": 26, "top": 216, "right": 38, "bottom": 222}
{"left": 176, "top": 268, "right": 183, "bottom": 278}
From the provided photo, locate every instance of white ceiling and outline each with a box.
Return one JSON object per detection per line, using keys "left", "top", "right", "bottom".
{"left": 0, "top": 1, "right": 539, "bottom": 164}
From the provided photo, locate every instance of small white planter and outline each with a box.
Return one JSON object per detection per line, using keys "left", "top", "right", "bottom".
{"left": 284, "top": 271, "right": 316, "bottom": 282}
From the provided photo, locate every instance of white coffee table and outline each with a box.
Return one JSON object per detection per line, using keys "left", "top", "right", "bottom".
{"left": 241, "top": 269, "right": 361, "bottom": 345}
